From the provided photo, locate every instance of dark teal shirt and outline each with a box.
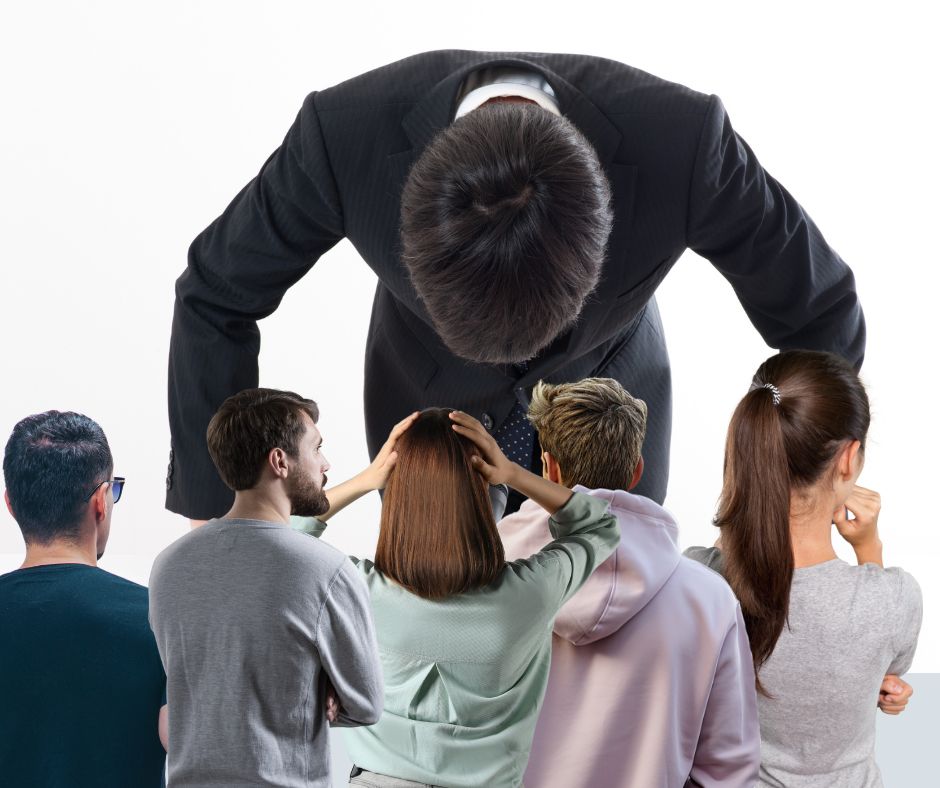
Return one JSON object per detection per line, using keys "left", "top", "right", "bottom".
{"left": 0, "top": 564, "right": 166, "bottom": 787}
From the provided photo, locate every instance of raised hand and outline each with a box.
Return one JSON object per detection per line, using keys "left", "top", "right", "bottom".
{"left": 449, "top": 410, "right": 574, "bottom": 515}
{"left": 833, "top": 485, "right": 882, "bottom": 558}
{"left": 317, "top": 412, "right": 419, "bottom": 522}
{"left": 448, "top": 410, "right": 516, "bottom": 486}
{"left": 360, "top": 411, "right": 420, "bottom": 491}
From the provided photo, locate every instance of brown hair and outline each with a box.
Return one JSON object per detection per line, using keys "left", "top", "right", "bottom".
{"left": 717, "top": 350, "right": 870, "bottom": 694}
{"left": 375, "top": 409, "right": 505, "bottom": 599}
{"left": 206, "top": 388, "right": 319, "bottom": 491}
{"left": 527, "top": 378, "right": 647, "bottom": 490}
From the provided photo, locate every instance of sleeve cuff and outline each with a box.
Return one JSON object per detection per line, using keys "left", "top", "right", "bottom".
{"left": 548, "top": 490, "right": 610, "bottom": 531}
{"left": 290, "top": 515, "right": 328, "bottom": 538}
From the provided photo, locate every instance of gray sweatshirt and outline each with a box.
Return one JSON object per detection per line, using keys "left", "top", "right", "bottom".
{"left": 685, "top": 547, "right": 922, "bottom": 788}
{"left": 149, "top": 518, "right": 383, "bottom": 788}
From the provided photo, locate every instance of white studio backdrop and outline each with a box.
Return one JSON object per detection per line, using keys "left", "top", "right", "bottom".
{"left": 0, "top": 1, "right": 936, "bottom": 671}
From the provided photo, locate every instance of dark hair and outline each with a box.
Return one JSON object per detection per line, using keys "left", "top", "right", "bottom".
{"left": 375, "top": 409, "right": 505, "bottom": 599}
{"left": 528, "top": 378, "right": 647, "bottom": 490}
{"left": 717, "top": 350, "right": 870, "bottom": 694}
{"left": 206, "top": 388, "right": 319, "bottom": 491}
{"left": 3, "top": 411, "right": 113, "bottom": 544}
{"left": 400, "top": 103, "right": 613, "bottom": 364}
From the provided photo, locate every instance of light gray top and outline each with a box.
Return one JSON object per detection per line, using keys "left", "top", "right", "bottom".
{"left": 685, "top": 547, "right": 922, "bottom": 788}
{"left": 149, "top": 518, "right": 383, "bottom": 788}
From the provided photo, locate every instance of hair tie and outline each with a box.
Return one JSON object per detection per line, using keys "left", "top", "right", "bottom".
{"left": 749, "top": 380, "right": 781, "bottom": 405}
{"left": 762, "top": 383, "right": 781, "bottom": 406}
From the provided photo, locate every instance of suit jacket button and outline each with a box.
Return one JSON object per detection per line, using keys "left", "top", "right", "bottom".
{"left": 481, "top": 413, "right": 494, "bottom": 431}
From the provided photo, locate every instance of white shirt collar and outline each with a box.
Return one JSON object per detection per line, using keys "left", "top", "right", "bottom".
{"left": 454, "top": 67, "right": 560, "bottom": 119}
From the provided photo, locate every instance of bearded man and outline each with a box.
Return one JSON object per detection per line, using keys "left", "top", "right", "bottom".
{"left": 149, "top": 388, "right": 383, "bottom": 788}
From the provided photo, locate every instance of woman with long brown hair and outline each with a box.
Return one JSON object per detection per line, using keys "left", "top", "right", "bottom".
{"left": 686, "top": 350, "right": 922, "bottom": 788}
{"left": 293, "top": 408, "right": 618, "bottom": 788}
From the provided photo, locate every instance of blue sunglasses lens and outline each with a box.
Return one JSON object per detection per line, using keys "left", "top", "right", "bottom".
{"left": 111, "top": 479, "right": 125, "bottom": 503}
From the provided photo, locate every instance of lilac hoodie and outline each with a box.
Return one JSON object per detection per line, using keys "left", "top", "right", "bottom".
{"left": 499, "top": 487, "right": 760, "bottom": 788}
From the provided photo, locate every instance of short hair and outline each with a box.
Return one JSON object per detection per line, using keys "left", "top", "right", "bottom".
{"left": 400, "top": 102, "right": 613, "bottom": 364}
{"left": 527, "top": 378, "right": 647, "bottom": 490}
{"left": 206, "top": 388, "right": 319, "bottom": 491}
{"left": 3, "top": 411, "right": 113, "bottom": 544}
{"left": 375, "top": 409, "right": 504, "bottom": 599}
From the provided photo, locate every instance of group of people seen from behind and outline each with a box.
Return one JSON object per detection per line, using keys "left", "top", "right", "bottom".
{"left": 0, "top": 350, "right": 922, "bottom": 787}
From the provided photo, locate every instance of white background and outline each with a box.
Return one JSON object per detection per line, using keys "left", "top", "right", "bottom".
{"left": 1, "top": 0, "right": 936, "bottom": 681}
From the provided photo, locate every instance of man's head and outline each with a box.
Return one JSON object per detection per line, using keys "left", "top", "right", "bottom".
{"left": 400, "top": 102, "right": 613, "bottom": 364}
{"left": 206, "top": 388, "right": 330, "bottom": 516}
{"left": 527, "top": 378, "right": 647, "bottom": 491}
{"left": 3, "top": 411, "right": 115, "bottom": 556}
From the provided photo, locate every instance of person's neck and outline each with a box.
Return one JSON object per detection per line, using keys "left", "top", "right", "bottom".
{"left": 224, "top": 488, "right": 290, "bottom": 525}
{"left": 789, "top": 491, "right": 838, "bottom": 569}
{"left": 21, "top": 538, "right": 97, "bottom": 569}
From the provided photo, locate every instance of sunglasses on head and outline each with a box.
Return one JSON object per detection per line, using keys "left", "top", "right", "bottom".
{"left": 84, "top": 477, "right": 126, "bottom": 504}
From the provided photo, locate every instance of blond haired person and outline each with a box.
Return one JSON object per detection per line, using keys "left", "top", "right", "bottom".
{"left": 498, "top": 378, "right": 760, "bottom": 788}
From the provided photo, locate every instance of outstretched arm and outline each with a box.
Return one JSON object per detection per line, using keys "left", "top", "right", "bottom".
{"left": 167, "top": 91, "right": 345, "bottom": 520}
{"left": 687, "top": 95, "right": 865, "bottom": 367}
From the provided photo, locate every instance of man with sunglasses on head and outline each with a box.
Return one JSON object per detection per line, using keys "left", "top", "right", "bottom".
{"left": 0, "top": 411, "right": 167, "bottom": 787}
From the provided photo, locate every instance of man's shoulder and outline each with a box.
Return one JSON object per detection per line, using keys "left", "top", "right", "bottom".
{"left": 315, "top": 50, "right": 472, "bottom": 109}
{"left": 0, "top": 564, "right": 147, "bottom": 598}
{"left": 314, "top": 49, "right": 710, "bottom": 116}
{"left": 152, "top": 519, "right": 349, "bottom": 583}
{"left": 85, "top": 567, "right": 149, "bottom": 602}
{"left": 537, "top": 51, "right": 711, "bottom": 113}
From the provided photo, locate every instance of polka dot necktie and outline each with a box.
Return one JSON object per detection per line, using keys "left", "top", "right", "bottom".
{"left": 494, "top": 401, "right": 535, "bottom": 468}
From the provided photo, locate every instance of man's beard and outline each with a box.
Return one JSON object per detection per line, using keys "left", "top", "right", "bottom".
{"left": 288, "top": 468, "right": 330, "bottom": 517}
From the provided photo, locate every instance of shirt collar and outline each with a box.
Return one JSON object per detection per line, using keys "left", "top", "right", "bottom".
{"left": 454, "top": 67, "right": 561, "bottom": 119}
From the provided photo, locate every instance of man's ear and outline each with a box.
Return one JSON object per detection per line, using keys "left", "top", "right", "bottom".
{"left": 542, "top": 452, "right": 564, "bottom": 485}
{"left": 627, "top": 456, "right": 644, "bottom": 491}
{"left": 267, "top": 447, "right": 290, "bottom": 479}
{"left": 91, "top": 483, "right": 109, "bottom": 523}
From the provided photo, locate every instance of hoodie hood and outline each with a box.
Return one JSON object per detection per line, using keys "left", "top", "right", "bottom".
{"left": 499, "top": 486, "right": 681, "bottom": 645}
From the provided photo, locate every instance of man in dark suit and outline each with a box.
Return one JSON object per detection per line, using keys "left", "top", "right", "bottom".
{"left": 167, "top": 50, "right": 864, "bottom": 519}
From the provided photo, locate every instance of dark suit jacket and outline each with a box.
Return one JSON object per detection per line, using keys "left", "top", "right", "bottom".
{"left": 167, "top": 50, "right": 864, "bottom": 519}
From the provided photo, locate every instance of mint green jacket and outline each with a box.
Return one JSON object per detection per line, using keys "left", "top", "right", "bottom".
{"left": 293, "top": 491, "right": 617, "bottom": 788}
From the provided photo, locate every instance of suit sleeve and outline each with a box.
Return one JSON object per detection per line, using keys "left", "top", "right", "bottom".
{"left": 688, "top": 604, "right": 761, "bottom": 788}
{"left": 166, "top": 91, "right": 345, "bottom": 518}
{"left": 686, "top": 95, "right": 865, "bottom": 367}
{"left": 317, "top": 560, "right": 384, "bottom": 728}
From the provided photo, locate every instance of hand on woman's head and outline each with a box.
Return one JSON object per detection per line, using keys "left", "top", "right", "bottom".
{"left": 363, "top": 412, "right": 420, "bottom": 491}
{"left": 449, "top": 411, "right": 515, "bottom": 485}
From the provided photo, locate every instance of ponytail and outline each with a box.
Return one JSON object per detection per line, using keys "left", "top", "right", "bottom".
{"left": 717, "top": 350, "right": 870, "bottom": 695}
{"left": 717, "top": 387, "right": 793, "bottom": 695}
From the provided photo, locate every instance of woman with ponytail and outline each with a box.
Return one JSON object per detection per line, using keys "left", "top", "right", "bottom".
{"left": 686, "top": 350, "right": 922, "bottom": 787}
